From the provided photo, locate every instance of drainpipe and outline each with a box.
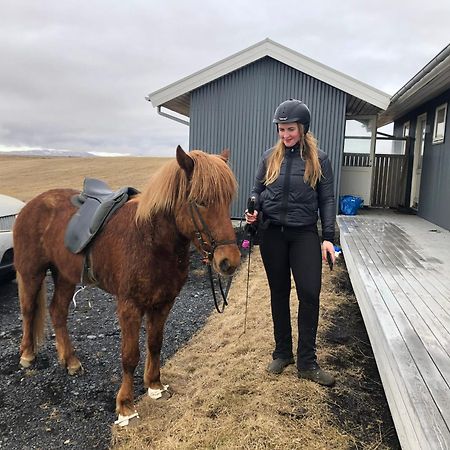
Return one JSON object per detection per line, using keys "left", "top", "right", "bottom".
{"left": 144, "top": 96, "right": 190, "bottom": 126}
{"left": 156, "top": 106, "right": 190, "bottom": 126}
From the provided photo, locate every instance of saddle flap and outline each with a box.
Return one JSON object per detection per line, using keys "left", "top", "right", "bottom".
{"left": 64, "top": 178, "right": 139, "bottom": 254}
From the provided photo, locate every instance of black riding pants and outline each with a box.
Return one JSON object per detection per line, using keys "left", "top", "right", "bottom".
{"left": 259, "top": 223, "right": 322, "bottom": 370}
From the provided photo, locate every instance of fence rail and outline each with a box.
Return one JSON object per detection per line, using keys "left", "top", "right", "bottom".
{"left": 343, "top": 153, "right": 371, "bottom": 167}
{"left": 343, "top": 153, "right": 407, "bottom": 208}
{"left": 372, "top": 154, "right": 407, "bottom": 208}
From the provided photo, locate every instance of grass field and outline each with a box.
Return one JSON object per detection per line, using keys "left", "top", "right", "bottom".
{"left": 2, "top": 155, "right": 398, "bottom": 449}
{"left": 0, "top": 155, "right": 171, "bottom": 202}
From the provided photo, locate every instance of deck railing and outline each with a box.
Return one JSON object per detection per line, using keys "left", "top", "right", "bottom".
{"left": 372, "top": 154, "right": 408, "bottom": 208}
{"left": 343, "top": 153, "right": 408, "bottom": 208}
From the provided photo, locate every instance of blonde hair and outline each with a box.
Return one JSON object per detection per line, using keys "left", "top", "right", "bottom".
{"left": 265, "top": 124, "right": 322, "bottom": 189}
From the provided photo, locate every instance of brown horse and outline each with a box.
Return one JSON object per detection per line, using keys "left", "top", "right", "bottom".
{"left": 13, "top": 146, "right": 240, "bottom": 426}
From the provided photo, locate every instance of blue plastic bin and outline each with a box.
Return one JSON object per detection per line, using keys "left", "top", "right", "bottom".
{"left": 339, "top": 195, "right": 363, "bottom": 215}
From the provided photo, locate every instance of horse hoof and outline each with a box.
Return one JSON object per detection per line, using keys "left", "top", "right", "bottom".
{"left": 114, "top": 411, "right": 139, "bottom": 427}
{"left": 67, "top": 361, "right": 83, "bottom": 375}
{"left": 148, "top": 384, "right": 171, "bottom": 400}
{"left": 20, "top": 356, "right": 35, "bottom": 368}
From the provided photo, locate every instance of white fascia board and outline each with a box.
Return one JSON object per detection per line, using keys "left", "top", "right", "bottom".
{"left": 148, "top": 38, "right": 390, "bottom": 110}
{"left": 149, "top": 42, "right": 268, "bottom": 107}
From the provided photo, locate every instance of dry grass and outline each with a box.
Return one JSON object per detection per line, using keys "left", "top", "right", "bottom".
{"left": 2, "top": 155, "right": 396, "bottom": 450}
{"left": 0, "top": 155, "right": 171, "bottom": 201}
{"left": 111, "top": 252, "right": 377, "bottom": 450}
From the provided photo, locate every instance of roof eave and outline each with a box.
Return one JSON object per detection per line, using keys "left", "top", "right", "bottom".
{"left": 147, "top": 38, "right": 390, "bottom": 116}
{"left": 378, "top": 44, "right": 450, "bottom": 126}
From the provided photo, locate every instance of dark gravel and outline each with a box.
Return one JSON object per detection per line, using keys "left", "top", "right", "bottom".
{"left": 0, "top": 248, "right": 218, "bottom": 450}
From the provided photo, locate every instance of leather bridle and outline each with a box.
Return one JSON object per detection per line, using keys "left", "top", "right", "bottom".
{"left": 188, "top": 202, "right": 236, "bottom": 262}
{"left": 188, "top": 201, "right": 235, "bottom": 313}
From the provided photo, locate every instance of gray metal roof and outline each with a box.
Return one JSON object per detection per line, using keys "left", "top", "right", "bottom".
{"left": 147, "top": 39, "right": 390, "bottom": 119}
{"left": 378, "top": 43, "right": 450, "bottom": 126}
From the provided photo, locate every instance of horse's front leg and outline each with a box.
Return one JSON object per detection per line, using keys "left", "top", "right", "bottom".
{"left": 115, "top": 299, "right": 142, "bottom": 426}
{"left": 144, "top": 301, "right": 174, "bottom": 399}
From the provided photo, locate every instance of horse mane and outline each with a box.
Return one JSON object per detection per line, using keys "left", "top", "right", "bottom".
{"left": 136, "top": 150, "right": 237, "bottom": 223}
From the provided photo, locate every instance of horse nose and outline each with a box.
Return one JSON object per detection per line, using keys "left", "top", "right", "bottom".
{"left": 219, "top": 258, "right": 236, "bottom": 275}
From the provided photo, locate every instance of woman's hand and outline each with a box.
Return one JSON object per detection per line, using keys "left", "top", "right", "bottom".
{"left": 321, "top": 240, "right": 335, "bottom": 265}
{"left": 245, "top": 210, "right": 258, "bottom": 224}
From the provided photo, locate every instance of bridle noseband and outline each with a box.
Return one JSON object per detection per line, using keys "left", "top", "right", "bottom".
{"left": 188, "top": 202, "right": 236, "bottom": 263}
{"left": 188, "top": 201, "right": 236, "bottom": 313}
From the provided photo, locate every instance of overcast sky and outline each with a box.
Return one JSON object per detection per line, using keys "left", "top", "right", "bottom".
{"left": 1, "top": 1, "right": 449, "bottom": 157}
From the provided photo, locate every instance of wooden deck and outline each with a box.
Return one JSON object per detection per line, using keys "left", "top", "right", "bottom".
{"left": 337, "top": 211, "right": 450, "bottom": 450}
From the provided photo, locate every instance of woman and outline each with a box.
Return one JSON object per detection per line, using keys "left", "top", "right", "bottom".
{"left": 245, "top": 99, "right": 336, "bottom": 386}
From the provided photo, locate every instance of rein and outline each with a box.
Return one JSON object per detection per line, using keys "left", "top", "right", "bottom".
{"left": 189, "top": 202, "right": 235, "bottom": 313}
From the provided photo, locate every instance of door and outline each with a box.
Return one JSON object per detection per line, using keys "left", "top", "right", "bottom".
{"left": 340, "top": 117, "right": 377, "bottom": 207}
{"left": 410, "top": 114, "right": 426, "bottom": 209}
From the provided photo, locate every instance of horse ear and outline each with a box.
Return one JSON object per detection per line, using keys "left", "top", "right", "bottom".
{"left": 176, "top": 145, "right": 194, "bottom": 178}
{"left": 219, "top": 148, "right": 230, "bottom": 163}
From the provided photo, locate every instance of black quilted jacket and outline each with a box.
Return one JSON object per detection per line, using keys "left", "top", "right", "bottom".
{"left": 250, "top": 145, "right": 336, "bottom": 242}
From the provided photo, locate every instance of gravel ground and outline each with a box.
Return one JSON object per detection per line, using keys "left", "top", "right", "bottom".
{"left": 0, "top": 248, "right": 218, "bottom": 450}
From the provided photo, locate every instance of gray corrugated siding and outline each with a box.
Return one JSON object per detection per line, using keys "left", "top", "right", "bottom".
{"left": 393, "top": 88, "right": 450, "bottom": 231}
{"left": 189, "top": 57, "right": 346, "bottom": 218}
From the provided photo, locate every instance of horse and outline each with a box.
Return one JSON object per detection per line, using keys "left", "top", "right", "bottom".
{"left": 13, "top": 146, "right": 241, "bottom": 426}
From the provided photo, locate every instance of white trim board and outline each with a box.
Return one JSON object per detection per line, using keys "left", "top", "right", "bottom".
{"left": 148, "top": 39, "right": 390, "bottom": 111}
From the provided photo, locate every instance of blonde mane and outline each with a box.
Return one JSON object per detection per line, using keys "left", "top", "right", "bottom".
{"left": 136, "top": 150, "right": 237, "bottom": 222}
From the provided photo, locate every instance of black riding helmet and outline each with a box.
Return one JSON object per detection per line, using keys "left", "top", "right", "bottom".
{"left": 273, "top": 99, "right": 311, "bottom": 134}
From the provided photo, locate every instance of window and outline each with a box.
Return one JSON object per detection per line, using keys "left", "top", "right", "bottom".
{"left": 343, "top": 119, "right": 374, "bottom": 167}
{"left": 398, "top": 121, "right": 410, "bottom": 155}
{"left": 402, "top": 121, "right": 410, "bottom": 138}
{"left": 432, "top": 103, "right": 447, "bottom": 144}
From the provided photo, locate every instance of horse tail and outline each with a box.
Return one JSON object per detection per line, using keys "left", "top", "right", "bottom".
{"left": 17, "top": 272, "right": 47, "bottom": 352}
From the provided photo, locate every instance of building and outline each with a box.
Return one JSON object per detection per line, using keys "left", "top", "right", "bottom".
{"left": 378, "top": 44, "right": 450, "bottom": 231}
{"left": 147, "top": 38, "right": 390, "bottom": 217}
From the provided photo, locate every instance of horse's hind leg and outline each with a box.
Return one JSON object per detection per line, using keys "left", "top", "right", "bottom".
{"left": 115, "top": 299, "right": 142, "bottom": 424}
{"left": 144, "top": 301, "right": 173, "bottom": 397}
{"left": 48, "top": 274, "right": 81, "bottom": 375}
{"left": 18, "top": 270, "right": 47, "bottom": 368}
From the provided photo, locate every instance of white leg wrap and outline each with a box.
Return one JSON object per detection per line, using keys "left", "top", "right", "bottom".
{"left": 147, "top": 384, "right": 169, "bottom": 399}
{"left": 114, "top": 411, "right": 139, "bottom": 427}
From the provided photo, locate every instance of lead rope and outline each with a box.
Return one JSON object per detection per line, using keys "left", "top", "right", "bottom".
{"left": 240, "top": 236, "right": 252, "bottom": 337}
{"left": 239, "top": 215, "right": 254, "bottom": 337}
{"left": 239, "top": 197, "right": 256, "bottom": 335}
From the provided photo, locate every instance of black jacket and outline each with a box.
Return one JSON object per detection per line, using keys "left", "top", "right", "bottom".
{"left": 250, "top": 145, "right": 335, "bottom": 242}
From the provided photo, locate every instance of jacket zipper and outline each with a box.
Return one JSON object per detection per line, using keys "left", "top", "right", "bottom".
{"left": 280, "top": 149, "right": 294, "bottom": 226}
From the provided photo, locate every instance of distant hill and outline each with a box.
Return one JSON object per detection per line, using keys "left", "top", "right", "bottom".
{"left": 0, "top": 149, "right": 133, "bottom": 157}
{"left": 1, "top": 149, "right": 96, "bottom": 157}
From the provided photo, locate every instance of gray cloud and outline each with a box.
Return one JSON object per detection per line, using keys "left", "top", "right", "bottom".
{"left": 1, "top": 0, "right": 449, "bottom": 156}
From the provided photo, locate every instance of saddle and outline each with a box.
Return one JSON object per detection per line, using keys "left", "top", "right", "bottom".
{"left": 64, "top": 178, "right": 139, "bottom": 254}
